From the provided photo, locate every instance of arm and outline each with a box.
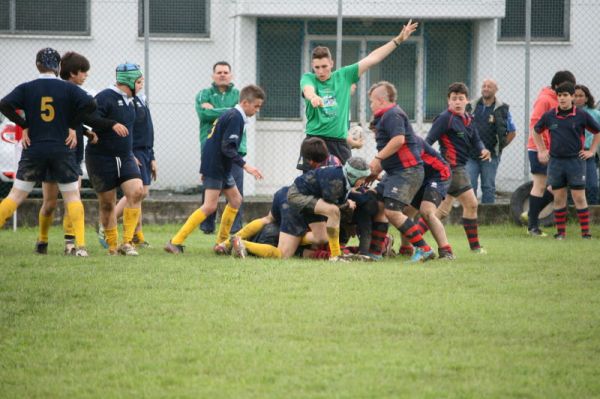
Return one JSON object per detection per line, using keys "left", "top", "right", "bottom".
{"left": 301, "top": 78, "right": 324, "bottom": 108}
{"left": 196, "top": 89, "right": 231, "bottom": 123}
{"left": 533, "top": 114, "right": 550, "bottom": 163}
{"left": 357, "top": 19, "right": 418, "bottom": 77}
{"left": 504, "top": 110, "right": 516, "bottom": 146}
{"left": 580, "top": 110, "right": 600, "bottom": 159}
{"left": 425, "top": 114, "right": 446, "bottom": 145}
{"left": 0, "top": 100, "right": 27, "bottom": 128}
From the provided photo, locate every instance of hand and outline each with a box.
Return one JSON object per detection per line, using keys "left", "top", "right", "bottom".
{"left": 112, "top": 123, "right": 128, "bottom": 137}
{"left": 346, "top": 199, "right": 357, "bottom": 211}
{"left": 369, "top": 157, "right": 383, "bottom": 176}
{"left": 150, "top": 160, "right": 157, "bottom": 181}
{"left": 537, "top": 150, "right": 550, "bottom": 165}
{"left": 396, "top": 19, "right": 419, "bottom": 43}
{"left": 579, "top": 149, "right": 595, "bottom": 160}
{"left": 86, "top": 131, "right": 99, "bottom": 144}
{"left": 479, "top": 149, "right": 491, "bottom": 161}
{"left": 21, "top": 128, "right": 30, "bottom": 149}
{"left": 309, "top": 96, "right": 324, "bottom": 108}
{"left": 65, "top": 128, "right": 77, "bottom": 149}
{"left": 201, "top": 102, "right": 214, "bottom": 110}
{"left": 347, "top": 134, "right": 364, "bottom": 149}
{"left": 244, "top": 164, "right": 264, "bottom": 180}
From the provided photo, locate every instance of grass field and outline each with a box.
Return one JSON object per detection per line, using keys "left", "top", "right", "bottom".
{"left": 1, "top": 223, "right": 599, "bottom": 398}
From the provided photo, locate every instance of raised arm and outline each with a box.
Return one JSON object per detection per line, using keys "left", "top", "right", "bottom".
{"left": 357, "top": 19, "right": 418, "bottom": 77}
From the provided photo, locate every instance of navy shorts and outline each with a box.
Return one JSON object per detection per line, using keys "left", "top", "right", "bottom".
{"left": 203, "top": 174, "right": 236, "bottom": 190}
{"left": 547, "top": 157, "right": 585, "bottom": 190}
{"left": 252, "top": 222, "right": 280, "bottom": 246}
{"left": 85, "top": 152, "right": 142, "bottom": 193}
{"left": 447, "top": 166, "right": 472, "bottom": 197}
{"left": 133, "top": 148, "right": 153, "bottom": 186}
{"left": 44, "top": 161, "right": 83, "bottom": 183}
{"left": 528, "top": 150, "right": 548, "bottom": 175}
{"left": 16, "top": 148, "right": 79, "bottom": 184}
{"left": 286, "top": 184, "right": 327, "bottom": 229}
{"left": 410, "top": 179, "right": 449, "bottom": 209}
{"left": 375, "top": 166, "right": 424, "bottom": 208}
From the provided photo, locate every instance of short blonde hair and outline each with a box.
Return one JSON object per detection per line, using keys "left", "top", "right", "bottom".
{"left": 368, "top": 81, "right": 397, "bottom": 103}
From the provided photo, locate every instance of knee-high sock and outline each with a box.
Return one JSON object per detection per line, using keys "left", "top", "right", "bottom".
{"left": 0, "top": 198, "right": 18, "bottom": 226}
{"left": 172, "top": 208, "right": 207, "bottom": 245}
{"left": 105, "top": 226, "right": 118, "bottom": 252}
{"left": 244, "top": 241, "right": 282, "bottom": 258}
{"left": 216, "top": 205, "right": 239, "bottom": 244}
{"left": 399, "top": 219, "right": 431, "bottom": 252}
{"left": 369, "top": 222, "right": 389, "bottom": 256}
{"left": 135, "top": 229, "right": 145, "bottom": 243}
{"left": 326, "top": 227, "right": 341, "bottom": 258}
{"left": 123, "top": 208, "right": 141, "bottom": 244}
{"left": 554, "top": 207, "right": 567, "bottom": 236}
{"left": 237, "top": 218, "right": 266, "bottom": 240}
{"left": 66, "top": 201, "right": 85, "bottom": 247}
{"left": 462, "top": 217, "right": 481, "bottom": 250}
{"left": 417, "top": 217, "right": 430, "bottom": 235}
{"left": 527, "top": 195, "right": 544, "bottom": 230}
{"left": 38, "top": 209, "right": 54, "bottom": 243}
{"left": 63, "top": 211, "right": 75, "bottom": 239}
{"left": 577, "top": 207, "right": 590, "bottom": 236}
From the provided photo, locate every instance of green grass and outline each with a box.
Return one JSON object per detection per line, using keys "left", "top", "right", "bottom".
{"left": 1, "top": 224, "right": 600, "bottom": 398}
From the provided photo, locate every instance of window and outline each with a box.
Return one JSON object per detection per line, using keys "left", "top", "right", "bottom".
{"left": 0, "top": 0, "right": 89, "bottom": 35}
{"left": 500, "top": 0, "right": 569, "bottom": 41}
{"left": 138, "top": 0, "right": 209, "bottom": 37}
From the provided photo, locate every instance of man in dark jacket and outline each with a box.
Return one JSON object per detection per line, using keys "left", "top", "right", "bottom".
{"left": 465, "top": 79, "right": 516, "bottom": 204}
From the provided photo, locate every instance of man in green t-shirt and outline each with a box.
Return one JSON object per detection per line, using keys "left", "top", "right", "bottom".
{"left": 297, "top": 19, "right": 419, "bottom": 171}
{"left": 195, "top": 61, "right": 244, "bottom": 233}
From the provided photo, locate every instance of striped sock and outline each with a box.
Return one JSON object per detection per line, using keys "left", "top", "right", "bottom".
{"left": 399, "top": 219, "right": 431, "bottom": 252}
{"left": 554, "top": 207, "right": 567, "bottom": 236}
{"left": 462, "top": 217, "right": 481, "bottom": 250}
{"left": 576, "top": 207, "right": 589, "bottom": 236}
{"left": 368, "top": 222, "right": 389, "bottom": 256}
{"left": 417, "top": 217, "right": 429, "bottom": 235}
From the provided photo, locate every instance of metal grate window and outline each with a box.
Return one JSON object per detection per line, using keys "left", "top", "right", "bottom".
{"left": 0, "top": 0, "right": 89, "bottom": 35}
{"left": 500, "top": 0, "right": 569, "bottom": 41}
{"left": 138, "top": 0, "right": 209, "bottom": 38}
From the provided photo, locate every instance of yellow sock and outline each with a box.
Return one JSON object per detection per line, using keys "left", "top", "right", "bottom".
{"left": 63, "top": 211, "right": 75, "bottom": 238}
{"left": 105, "top": 226, "right": 118, "bottom": 252}
{"left": 299, "top": 234, "right": 312, "bottom": 247}
{"left": 66, "top": 201, "right": 86, "bottom": 247}
{"left": 172, "top": 208, "right": 207, "bottom": 245}
{"left": 135, "top": 229, "right": 145, "bottom": 243}
{"left": 216, "top": 205, "right": 239, "bottom": 244}
{"left": 0, "top": 198, "right": 18, "bottom": 226}
{"left": 123, "top": 208, "right": 141, "bottom": 244}
{"left": 327, "top": 227, "right": 341, "bottom": 258}
{"left": 38, "top": 209, "right": 54, "bottom": 243}
{"left": 236, "top": 218, "right": 266, "bottom": 240}
{"left": 244, "top": 241, "right": 282, "bottom": 258}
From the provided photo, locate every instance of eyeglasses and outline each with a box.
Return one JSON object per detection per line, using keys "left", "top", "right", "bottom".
{"left": 116, "top": 63, "right": 140, "bottom": 72}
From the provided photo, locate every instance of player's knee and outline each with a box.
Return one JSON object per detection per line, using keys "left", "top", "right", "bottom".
{"left": 100, "top": 201, "right": 114, "bottom": 214}
{"left": 41, "top": 199, "right": 58, "bottom": 215}
{"left": 129, "top": 185, "right": 145, "bottom": 204}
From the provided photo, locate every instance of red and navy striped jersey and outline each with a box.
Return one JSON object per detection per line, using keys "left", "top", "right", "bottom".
{"left": 426, "top": 109, "right": 486, "bottom": 167}
{"left": 417, "top": 136, "right": 450, "bottom": 182}
{"left": 534, "top": 107, "right": 600, "bottom": 158}
{"left": 372, "top": 105, "right": 422, "bottom": 172}
{"left": 1, "top": 75, "right": 93, "bottom": 152}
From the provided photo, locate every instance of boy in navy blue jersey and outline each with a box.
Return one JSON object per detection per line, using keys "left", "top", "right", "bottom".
{"left": 114, "top": 76, "right": 157, "bottom": 248}
{"left": 0, "top": 48, "right": 94, "bottom": 256}
{"left": 367, "top": 81, "right": 434, "bottom": 262}
{"left": 533, "top": 81, "right": 600, "bottom": 239}
{"left": 426, "top": 82, "right": 491, "bottom": 253}
{"left": 165, "top": 85, "right": 265, "bottom": 254}
{"left": 86, "top": 63, "right": 145, "bottom": 256}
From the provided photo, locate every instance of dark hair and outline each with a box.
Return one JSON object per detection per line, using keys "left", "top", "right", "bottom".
{"left": 555, "top": 81, "right": 575, "bottom": 96}
{"left": 447, "top": 82, "right": 469, "bottom": 98}
{"left": 300, "top": 137, "right": 329, "bottom": 164}
{"left": 312, "top": 46, "right": 332, "bottom": 60}
{"left": 240, "top": 84, "right": 266, "bottom": 102}
{"left": 212, "top": 61, "right": 231, "bottom": 72}
{"left": 368, "top": 81, "right": 397, "bottom": 103}
{"left": 551, "top": 70, "right": 576, "bottom": 90}
{"left": 59, "top": 52, "right": 90, "bottom": 80}
{"left": 575, "top": 84, "right": 595, "bottom": 108}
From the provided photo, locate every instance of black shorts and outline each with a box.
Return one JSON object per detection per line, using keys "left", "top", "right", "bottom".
{"left": 528, "top": 150, "right": 548, "bottom": 175}
{"left": 296, "top": 135, "right": 351, "bottom": 171}
{"left": 133, "top": 148, "right": 153, "bottom": 186}
{"left": 252, "top": 222, "right": 280, "bottom": 246}
{"left": 375, "top": 167, "right": 424, "bottom": 209}
{"left": 86, "top": 151, "right": 142, "bottom": 193}
{"left": 447, "top": 166, "right": 472, "bottom": 197}
{"left": 16, "top": 148, "right": 80, "bottom": 184}
{"left": 286, "top": 184, "right": 327, "bottom": 228}
{"left": 547, "top": 157, "right": 585, "bottom": 190}
{"left": 410, "top": 179, "right": 449, "bottom": 209}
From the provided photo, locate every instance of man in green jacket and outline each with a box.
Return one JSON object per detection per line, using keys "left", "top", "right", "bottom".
{"left": 195, "top": 61, "right": 243, "bottom": 234}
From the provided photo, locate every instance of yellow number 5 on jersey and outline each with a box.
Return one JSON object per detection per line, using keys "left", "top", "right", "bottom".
{"left": 40, "top": 96, "right": 55, "bottom": 122}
